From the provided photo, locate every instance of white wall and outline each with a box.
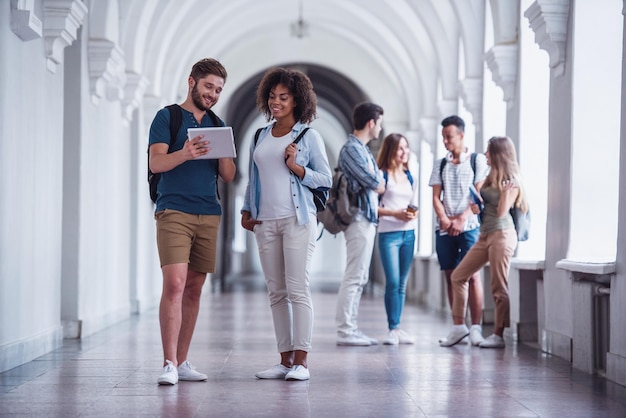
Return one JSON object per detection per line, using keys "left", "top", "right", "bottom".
{"left": 0, "top": 6, "right": 64, "bottom": 370}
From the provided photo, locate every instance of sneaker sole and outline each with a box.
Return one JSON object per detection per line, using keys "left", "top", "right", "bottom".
{"left": 158, "top": 379, "right": 177, "bottom": 385}
{"left": 336, "top": 341, "right": 371, "bottom": 346}
{"left": 178, "top": 376, "right": 207, "bottom": 381}
{"left": 439, "top": 332, "right": 470, "bottom": 347}
{"left": 255, "top": 374, "right": 288, "bottom": 379}
{"left": 285, "top": 375, "right": 310, "bottom": 381}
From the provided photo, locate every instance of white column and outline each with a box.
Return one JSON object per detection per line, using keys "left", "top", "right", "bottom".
{"left": 607, "top": 0, "right": 626, "bottom": 387}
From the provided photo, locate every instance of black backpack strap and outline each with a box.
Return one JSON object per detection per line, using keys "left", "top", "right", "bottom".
{"left": 292, "top": 127, "right": 310, "bottom": 144}
{"left": 206, "top": 109, "right": 222, "bottom": 127}
{"left": 439, "top": 158, "right": 447, "bottom": 190}
{"left": 253, "top": 128, "right": 263, "bottom": 146}
{"left": 166, "top": 104, "right": 183, "bottom": 145}
{"left": 439, "top": 153, "right": 477, "bottom": 190}
{"left": 470, "top": 152, "right": 477, "bottom": 184}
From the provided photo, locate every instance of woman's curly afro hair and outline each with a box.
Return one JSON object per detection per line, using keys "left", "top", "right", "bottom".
{"left": 256, "top": 67, "right": 317, "bottom": 124}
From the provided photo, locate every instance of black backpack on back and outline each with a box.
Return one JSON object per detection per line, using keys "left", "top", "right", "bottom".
{"left": 148, "top": 104, "right": 220, "bottom": 203}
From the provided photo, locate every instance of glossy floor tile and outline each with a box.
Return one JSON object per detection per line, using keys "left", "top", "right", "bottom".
{"left": 1, "top": 276, "right": 625, "bottom": 417}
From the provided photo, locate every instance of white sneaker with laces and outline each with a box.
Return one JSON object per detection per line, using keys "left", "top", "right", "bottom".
{"left": 439, "top": 324, "right": 470, "bottom": 347}
{"left": 479, "top": 334, "right": 505, "bottom": 349}
{"left": 177, "top": 360, "right": 207, "bottom": 381}
{"left": 157, "top": 360, "right": 178, "bottom": 385}
{"left": 395, "top": 328, "right": 415, "bottom": 344}
{"left": 255, "top": 364, "right": 292, "bottom": 379}
{"left": 285, "top": 365, "right": 310, "bottom": 381}
{"left": 383, "top": 330, "right": 399, "bottom": 345}
{"left": 469, "top": 325, "right": 485, "bottom": 346}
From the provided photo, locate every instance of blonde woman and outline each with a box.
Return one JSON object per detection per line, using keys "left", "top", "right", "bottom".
{"left": 440, "top": 136, "right": 529, "bottom": 349}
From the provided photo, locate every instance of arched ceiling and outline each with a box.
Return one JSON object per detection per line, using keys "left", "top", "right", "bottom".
{"left": 115, "top": 0, "right": 487, "bottom": 144}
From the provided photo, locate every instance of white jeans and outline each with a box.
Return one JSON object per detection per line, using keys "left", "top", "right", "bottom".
{"left": 335, "top": 219, "right": 377, "bottom": 337}
{"left": 253, "top": 215, "right": 317, "bottom": 352}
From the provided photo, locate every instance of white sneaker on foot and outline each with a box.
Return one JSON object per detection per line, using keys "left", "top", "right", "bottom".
{"left": 439, "top": 325, "right": 470, "bottom": 347}
{"left": 479, "top": 334, "right": 505, "bottom": 348}
{"left": 177, "top": 361, "right": 207, "bottom": 381}
{"left": 337, "top": 333, "right": 371, "bottom": 346}
{"left": 255, "top": 364, "right": 292, "bottom": 379}
{"left": 469, "top": 325, "right": 485, "bottom": 346}
{"left": 157, "top": 360, "right": 178, "bottom": 385}
{"left": 383, "top": 330, "right": 399, "bottom": 345}
{"left": 285, "top": 365, "right": 310, "bottom": 381}
{"left": 395, "top": 328, "right": 415, "bottom": 344}
{"left": 355, "top": 329, "right": 379, "bottom": 345}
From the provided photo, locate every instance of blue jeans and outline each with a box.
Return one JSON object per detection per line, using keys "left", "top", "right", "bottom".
{"left": 435, "top": 228, "right": 480, "bottom": 270}
{"left": 378, "top": 230, "right": 415, "bottom": 330}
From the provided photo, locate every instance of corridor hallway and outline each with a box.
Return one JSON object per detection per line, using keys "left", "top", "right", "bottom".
{"left": 1, "top": 277, "right": 624, "bottom": 418}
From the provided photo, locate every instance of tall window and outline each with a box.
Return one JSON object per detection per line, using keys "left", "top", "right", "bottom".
{"left": 568, "top": 1, "right": 622, "bottom": 262}
{"left": 517, "top": 0, "right": 549, "bottom": 260}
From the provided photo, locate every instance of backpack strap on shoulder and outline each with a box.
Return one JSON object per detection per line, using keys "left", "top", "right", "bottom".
{"left": 405, "top": 170, "right": 414, "bottom": 186}
{"left": 378, "top": 170, "right": 389, "bottom": 204}
{"left": 439, "top": 158, "right": 447, "bottom": 190}
{"left": 206, "top": 109, "right": 221, "bottom": 127}
{"left": 253, "top": 128, "right": 263, "bottom": 146}
{"left": 292, "top": 127, "right": 310, "bottom": 144}
{"left": 470, "top": 152, "right": 477, "bottom": 184}
{"left": 165, "top": 104, "right": 182, "bottom": 150}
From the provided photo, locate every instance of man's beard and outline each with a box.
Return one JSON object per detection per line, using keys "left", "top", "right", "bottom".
{"left": 191, "top": 84, "right": 212, "bottom": 111}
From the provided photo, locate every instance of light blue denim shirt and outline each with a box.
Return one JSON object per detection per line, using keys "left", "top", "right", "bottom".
{"left": 338, "top": 134, "right": 382, "bottom": 224}
{"left": 241, "top": 122, "right": 332, "bottom": 225}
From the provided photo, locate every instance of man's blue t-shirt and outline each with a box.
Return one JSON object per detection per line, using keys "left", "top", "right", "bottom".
{"left": 148, "top": 106, "right": 224, "bottom": 215}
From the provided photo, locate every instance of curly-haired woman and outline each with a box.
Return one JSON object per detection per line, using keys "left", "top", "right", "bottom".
{"left": 241, "top": 67, "right": 331, "bottom": 380}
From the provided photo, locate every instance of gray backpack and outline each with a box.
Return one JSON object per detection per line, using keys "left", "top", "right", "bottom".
{"left": 317, "top": 168, "right": 364, "bottom": 234}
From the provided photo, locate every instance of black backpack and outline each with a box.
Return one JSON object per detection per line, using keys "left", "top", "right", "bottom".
{"left": 253, "top": 127, "right": 327, "bottom": 212}
{"left": 148, "top": 104, "right": 220, "bottom": 203}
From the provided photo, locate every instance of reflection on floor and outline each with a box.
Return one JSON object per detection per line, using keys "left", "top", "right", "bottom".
{"left": 1, "top": 276, "right": 625, "bottom": 417}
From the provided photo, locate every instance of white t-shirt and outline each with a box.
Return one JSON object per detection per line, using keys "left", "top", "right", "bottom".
{"left": 378, "top": 170, "right": 418, "bottom": 233}
{"left": 254, "top": 132, "right": 296, "bottom": 220}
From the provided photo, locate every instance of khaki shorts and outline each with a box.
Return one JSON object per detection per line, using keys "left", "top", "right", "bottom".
{"left": 155, "top": 209, "right": 221, "bottom": 273}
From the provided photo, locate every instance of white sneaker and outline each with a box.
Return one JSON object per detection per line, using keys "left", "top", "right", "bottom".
{"left": 439, "top": 324, "right": 470, "bottom": 347}
{"left": 395, "top": 328, "right": 415, "bottom": 344}
{"left": 354, "top": 329, "right": 379, "bottom": 345}
{"left": 177, "top": 361, "right": 207, "bottom": 381}
{"left": 337, "top": 333, "right": 371, "bottom": 346}
{"left": 285, "top": 365, "right": 310, "bottom": 381}
{"left": 479, "top": 334, "right": 505, "bottom": 349}
{"left": 383, "top": 330, "right": 399, "bottom": 345}
{"left": 157, "top": 360, "right": 178, "bottom": 385}
{"left": 469, "top": 325, "right": 485, "bottom": 346}
{"left": 255, "top": 364, "right": 292, "bottom": 379}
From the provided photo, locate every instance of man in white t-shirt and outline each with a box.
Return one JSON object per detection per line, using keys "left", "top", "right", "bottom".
{"left": 429, "top": 115, "right": 488, "bottom": 346}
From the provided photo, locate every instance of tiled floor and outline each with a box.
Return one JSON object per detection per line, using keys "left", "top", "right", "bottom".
{"left": 1, "top": 275, "right": 625, "bottom": 417}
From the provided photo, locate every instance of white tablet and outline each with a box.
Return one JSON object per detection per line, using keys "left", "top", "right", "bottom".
{"left": 187, "top": 127, "right": 237, "bottom": 159}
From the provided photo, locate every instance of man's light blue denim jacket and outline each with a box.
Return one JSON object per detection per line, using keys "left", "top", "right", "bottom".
{"left": 338, "top": 134, "right": 382, "bottom": 224}
{"left": 241, "top": 122, "right": 332, "bottom": 226}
